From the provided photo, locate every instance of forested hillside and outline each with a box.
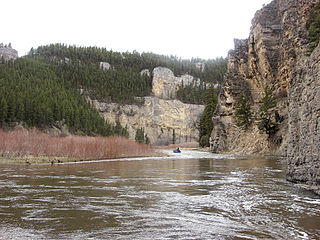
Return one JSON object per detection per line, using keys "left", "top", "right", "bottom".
{"left": 0, "top": 58, "right": 128, "bottom": 136}
{"left": 0, "top": 43, "right": 227, "bottom": 138}
{"left": 32, "top": 44, "right": 227, "bottom": 83}
{"left": 32, "top": 44, "right": 226, "bottom": 104}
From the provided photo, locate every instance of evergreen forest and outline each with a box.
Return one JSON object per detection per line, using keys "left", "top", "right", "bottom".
{"left": 0, "top": 58, "right": 128, "bottom": 136}
{"left": 0, "top": 43, "right": 227, "bottom": 139}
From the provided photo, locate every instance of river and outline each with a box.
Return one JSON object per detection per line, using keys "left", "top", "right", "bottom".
{"left": 0, "top": 150, "right": 319, "bottom": 239}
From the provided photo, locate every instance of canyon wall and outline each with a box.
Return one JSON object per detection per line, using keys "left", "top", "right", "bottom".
{"left": 211, "top": 0, "right": 319, "bottom": 194}
{"left": 94, "top": 67, "right": 204, "bottom": 145}
{"left": 287, "top": 36, "right": 320, "bottom": 195}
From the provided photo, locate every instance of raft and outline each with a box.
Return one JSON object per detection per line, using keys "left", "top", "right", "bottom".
{"left": 173, "top": 150, "right": 181, "bottom": 153}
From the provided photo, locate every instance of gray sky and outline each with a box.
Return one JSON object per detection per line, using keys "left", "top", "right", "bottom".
{"left": 2, "top": 0, "right": 272, "bottom": 59}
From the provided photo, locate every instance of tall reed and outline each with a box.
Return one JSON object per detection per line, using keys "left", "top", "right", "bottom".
{"left": 0, "top": 128, "right": 153, "bottom": 160}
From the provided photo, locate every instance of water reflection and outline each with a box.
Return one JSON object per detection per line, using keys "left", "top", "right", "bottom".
{"left": 0, "top": 153, "right": 319, "bottom": 239}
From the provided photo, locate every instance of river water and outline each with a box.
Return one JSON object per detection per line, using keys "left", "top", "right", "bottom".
{"left": 0, "top": 150, "right": 319, "bottom": 240}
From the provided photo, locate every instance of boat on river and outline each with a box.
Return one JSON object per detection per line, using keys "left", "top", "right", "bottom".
{"left": 173, "top": 148, "right": 181, "bottom": 153}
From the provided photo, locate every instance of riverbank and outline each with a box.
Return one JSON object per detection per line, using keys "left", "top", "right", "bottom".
{"left": 0, "top": 152, "right": 162, "bottom": 165}
{"left": 0, "top": 128, "right": 157, "bottom": 165}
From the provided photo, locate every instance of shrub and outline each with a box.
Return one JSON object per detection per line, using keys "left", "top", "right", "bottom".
{"left": 135, "top": 127, "right": 149, "bottom": 144}
{"left": 306, "top": 1, "right": 320, "bottom": 55}
{"left": 0, "top": 128, "right": 153, "bottom": 160}
{"left": 199, "top": 135, "right": 210, "bottom": 148}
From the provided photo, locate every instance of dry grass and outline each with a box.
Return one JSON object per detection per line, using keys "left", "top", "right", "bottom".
{"left": 0, "top": 128, "right": 155, "bottom": 162}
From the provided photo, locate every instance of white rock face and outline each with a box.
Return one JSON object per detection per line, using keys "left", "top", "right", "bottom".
{"left": 93, "top": 97, "right": 204, "bottom": 145}
{"left": 99, "top": 62, "right": 111, "bottom": 70}
{"left": 195, "top": 62, "right": 205, "bottom": 72}
{"left": 152, "top": 67, "right": 195, "bottom": 100}
{"left": 0, "top": 44, "right": 18, "bottom": 61}
{"left": 140, "top": 69, "right": 151, "bottom": 77}
{"left": 91, "top": 67, "right": 206, "bottom": 145}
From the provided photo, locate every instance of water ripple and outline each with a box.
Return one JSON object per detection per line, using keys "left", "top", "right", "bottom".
{"left": 0, "top": 152, "right": 319, "bottom": 239}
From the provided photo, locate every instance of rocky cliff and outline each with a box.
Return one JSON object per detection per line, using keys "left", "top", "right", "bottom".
{"left": 152, "top": 67, "right": 201, "bottom": 100}
{"left": 211, "top": 0, "right": 319, "bottom": 194}
{"left": 94, "top": 67, "right": 204, "bottom": 145}
{"left": 0, "top": 43, "right": 18, "bottom": 61}
{"left": 287, "top": 30, "right": 320, "bottom": 195}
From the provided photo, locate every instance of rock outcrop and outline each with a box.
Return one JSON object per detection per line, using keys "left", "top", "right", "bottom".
{"left": 152, "top": 67, "right": 200, "bottom": 100}
{"left": 0, "top": 43, "right": 18, "bottom": 61}
{"left": 99, "top": 62, "right": 111, "bottom": 70}
{"left": 211, "top": 0, "right": 319, "bottom": 194}
{"left": 93, "top": 97, "right": 204, "bottom": 145}
{"left": 94, "top": 67, "right": 205, "bottom": 145}
{"left": 287, "top": 37, "right": 320, "bottom": 195}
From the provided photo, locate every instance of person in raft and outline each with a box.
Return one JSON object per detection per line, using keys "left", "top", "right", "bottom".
{"left": 174, "top": 147, "right": 181, "bottom": 153}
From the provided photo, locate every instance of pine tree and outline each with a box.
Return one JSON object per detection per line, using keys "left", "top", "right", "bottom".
{"left": 0, "top": 97, "right": 8, "bottom": 125}
{"left": 234, "top": 93, "right": 252, "bottom": 129}
{"left": 135, "top": 128, "right": 145, "bottom": 144}
{"left": 172, "top": 129, "right": 176, "bottom": 144}
{"left": 198, "top": 87, "right": 218, "bottom": 147}
{"left": 257, "top": 86, "right": 279, "bottom": 137}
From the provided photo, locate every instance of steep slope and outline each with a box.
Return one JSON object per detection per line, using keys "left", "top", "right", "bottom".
{"left": 210, "top": 0, "right": 319, "bottom": 194}
{"left": 287, "top": 34, "right": 320, "bottom": 195}
{"left": 0, "top": 57, "right": 127, "bottom": 137}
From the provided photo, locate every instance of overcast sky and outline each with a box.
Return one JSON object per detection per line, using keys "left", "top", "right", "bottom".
{"left": 2, "top": 0, "right": 272, "bottom": 59}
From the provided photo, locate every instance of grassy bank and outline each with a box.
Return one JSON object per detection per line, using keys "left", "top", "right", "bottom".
{"left": 0, "top": 129, "right": 155, "bottom": 164}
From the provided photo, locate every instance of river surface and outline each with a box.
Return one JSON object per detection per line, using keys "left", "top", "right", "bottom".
{"left": 0, "top": 150, "right": 319, "bottom": 240}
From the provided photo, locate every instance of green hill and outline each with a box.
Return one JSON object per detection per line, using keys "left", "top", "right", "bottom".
{"left": 0, "top": 44, "right": 227, "bottom": 137}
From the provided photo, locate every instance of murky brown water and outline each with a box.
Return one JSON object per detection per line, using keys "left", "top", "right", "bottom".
{"left": 0, "top": 150, "right": 319, "bottom": 239}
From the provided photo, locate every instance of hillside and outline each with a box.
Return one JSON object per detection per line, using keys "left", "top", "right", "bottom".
{"left": 31, "top": 44, "right": 226, "bottom": 104}
{"left": 0, "top": 44, "right": 226, "bottom": 143}
{"left": 0, "top": 57, "right": 128, "bottom": 137}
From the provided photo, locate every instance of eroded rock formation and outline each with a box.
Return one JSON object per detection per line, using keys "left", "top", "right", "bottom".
{"left": 211, "top": 0, "right": 319, "bottom": 194}
{"left": 94, "top": 67, "right": 204, "bottom": 145}
{"left": 287, "top": 38, "right": 320, "bottom": 195}
{"left": 152, "top": 67, "right": 198, "bottom": 100}
{"left": 93, "top": 97, "right": 203, "bottom": 145}
{"left": 0, "top": 43, "right": 18, "bottom": 61}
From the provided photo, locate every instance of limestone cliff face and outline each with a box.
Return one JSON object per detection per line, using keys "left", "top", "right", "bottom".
{"left": 287, "top": 39, "right": 320, "bottom": 195}
{"left": 152, "top": 67, "right": 198, "bottom": 100}
{"left": 94, "top": 67, "right": 204, "bottom": 145}
{"left": 0, "top": 44, "right": 18, "bottom": 61}
{"left": 93, "top": 97, "right": 203, "bottom": 145}
{"left": 211, "top": 0, "right": 319, "bottom": 194}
